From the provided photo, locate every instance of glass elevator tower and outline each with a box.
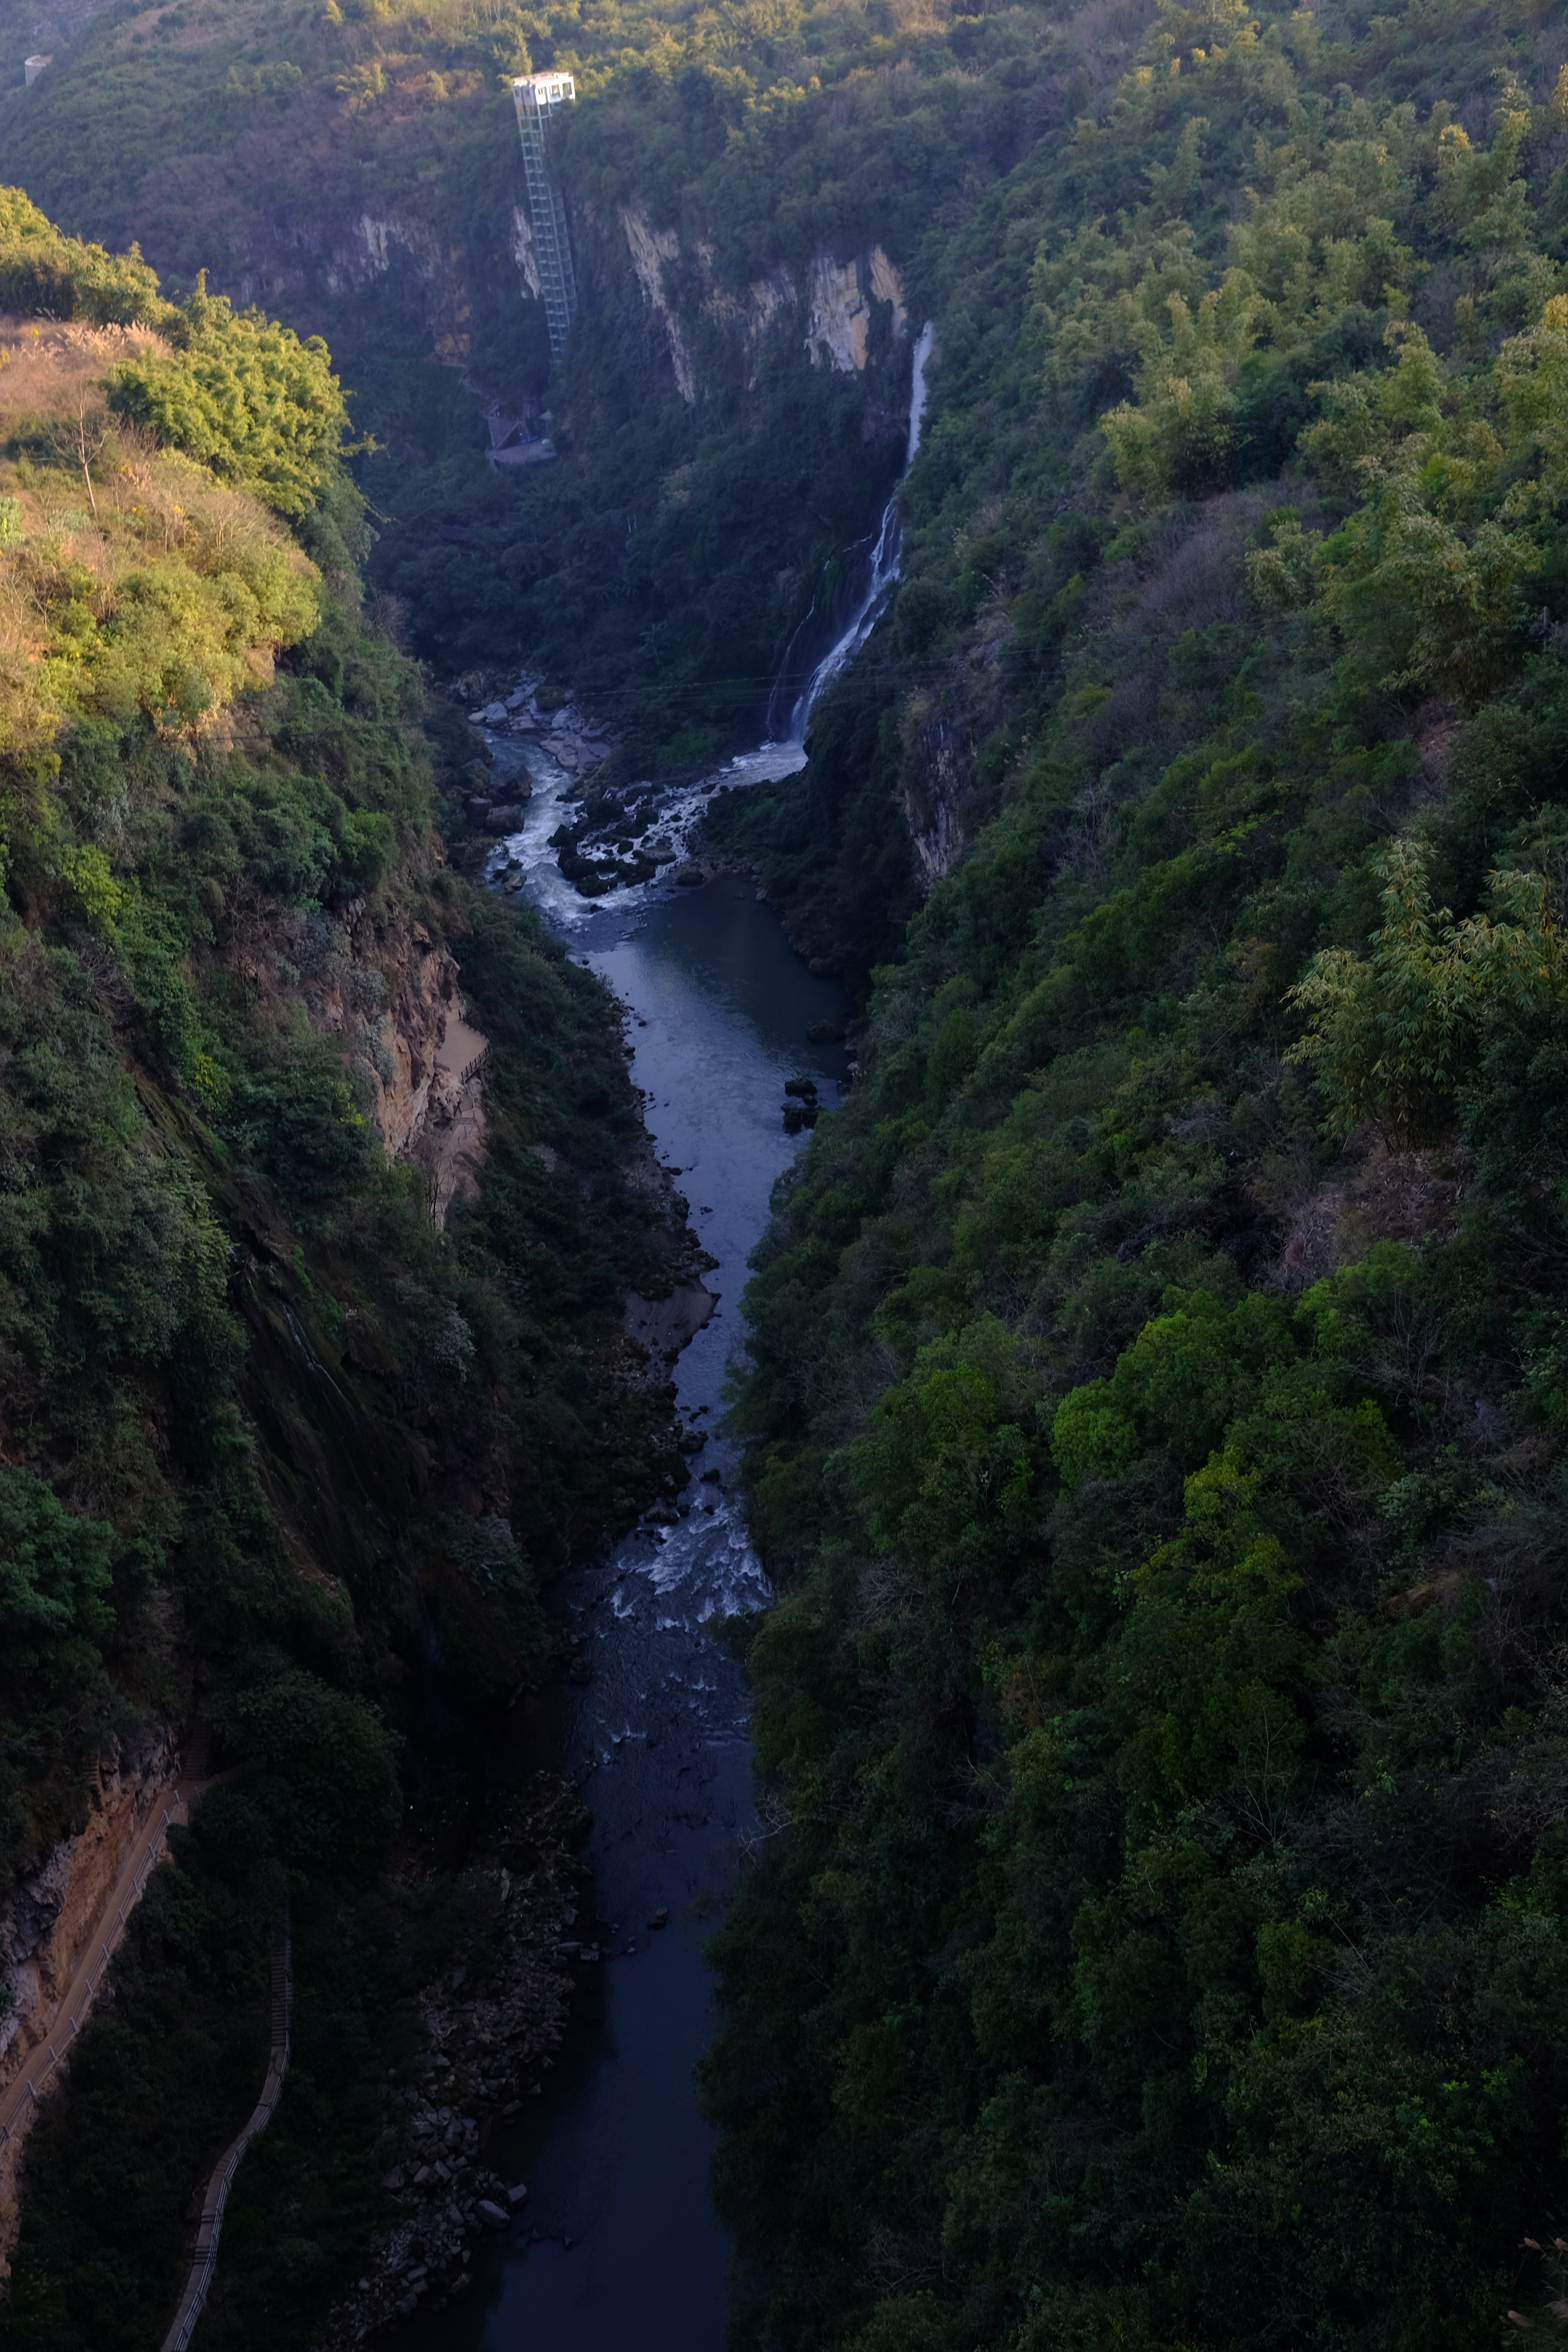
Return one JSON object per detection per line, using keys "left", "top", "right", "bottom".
{"left": 513, "top": 72, "right": 578, "bottom": 361}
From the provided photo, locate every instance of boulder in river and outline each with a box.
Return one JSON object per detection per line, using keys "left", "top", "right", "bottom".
{"left": 477, "top": 2199, "right": 510, "bottom": 2230}
{"left": 784, "top": 1077, "right": 818, "bottom": 1099}
{"left": 483, "top": 802, "right": 530, "bottom": 833}
{"left": 625, "top": 1281, "right": 718, "bottom": 1354}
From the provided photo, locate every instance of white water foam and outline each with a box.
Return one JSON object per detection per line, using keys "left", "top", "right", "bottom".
{"left": 783, "top": 318, "right": 936, "bottom": 744}
{"left": 620, "top": 1498, "right": 771, "bottom": 1630}
{"left": 907, "top": 318, "right": 936, "bottom": 467}
{"left": 476, "top": 325, "right": 934, "bottom": 918}
{"left": 480, "top": 738, "right": 808, "bottom": 929}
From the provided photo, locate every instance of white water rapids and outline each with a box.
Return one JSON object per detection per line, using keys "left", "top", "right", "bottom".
{"left": 483, "top": 319, "right": 937, "bottom": 925}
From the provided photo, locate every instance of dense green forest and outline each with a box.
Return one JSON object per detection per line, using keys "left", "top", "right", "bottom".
{"left": 0, "top": 198, "right": 687, "bottom": 2346}
{"left": 9, "top": 0, "right": 1568, "bottom": 2342}
{"left": 694, "top": 5, "right": 1568, "bottom": 2349}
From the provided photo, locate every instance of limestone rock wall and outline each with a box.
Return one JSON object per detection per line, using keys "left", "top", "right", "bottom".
{"left": 609, "top": 203, "right": 911, "bottom": 406}
{"left": 220, "top": 204, "right": 476, "bottom": 368}
{"left": 895, "top": 694, "right": 970, "bottom": 887}
{"left": 225, "top": 898, "right": 487, "bottom": 1232}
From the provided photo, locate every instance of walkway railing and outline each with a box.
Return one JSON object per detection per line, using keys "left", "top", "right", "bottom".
{"left": 161, "top": 1909, "right": 292, "bottom": 2352}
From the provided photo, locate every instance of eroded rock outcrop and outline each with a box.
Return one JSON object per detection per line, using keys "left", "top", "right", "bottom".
{"left": 613, "top": 206, "right": 909, "bottom": 404}
{"left": 620, "top": 202, "right": 697, "bottom": 403}
{"left": 0, "top": 1723, "right": 178, "bottom": 2087}
{"left": 806, "top": 244, "right": 906, "bottom": 373}
{"left": 332, "top": 913, "right": 488, "bottom": 1231}
{"left": 319, "top": 208, "right": 474, "bottom": 365}
{"left": 225, "top": 901, "right": 488, "bottom": 1231}
{"left": 0, "top": 1723, "right": 181, "bottom": 2252}
{"left": 895, "top": 693, "right": 969, "bottom": 885}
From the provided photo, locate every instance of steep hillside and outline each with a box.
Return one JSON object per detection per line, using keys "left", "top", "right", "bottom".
{"left": 0, "top": 0, "right": 1144, "bottom": 747}
{"left": 11, "top": 0, "right": 1568, "bottom": 2345}
{"left": 690, "top": 6, "right": 1568, "bottom": 2351}
{"left": 0, "top": 198, "right": 690, "bottom": 2349}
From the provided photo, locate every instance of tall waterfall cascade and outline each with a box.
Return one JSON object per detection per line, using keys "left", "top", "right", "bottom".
{"left": 784, "top": 318, "right": 936, "bottom": 744}
{"left": 514, "top": 72, "right": 579, "bottom": 359}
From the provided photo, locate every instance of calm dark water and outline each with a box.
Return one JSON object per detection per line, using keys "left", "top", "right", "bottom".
{"left": 405, "top": 870, "right": 849, "bottom": 2352}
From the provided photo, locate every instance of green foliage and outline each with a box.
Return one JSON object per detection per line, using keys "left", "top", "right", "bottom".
{"left": 1286, "top": 837, "right": 1568, "bottom": 1139}
{"left": 1, "top": 1812, "right": 274, "bottom": 2352}
{"left": 0, "top": 1470, "right": 112, "bottom": 1697}
{"left": 216, "top": 1652, "right": 399, "bottom": 1873}
{"left": 109, "top": 280, "right": 352, "bottom": 518}
{"left": 18, "top": 0, "right": 1568, "bottom": 2342}
{"left": 0, "top": 185, "right": 164, "bottom": 325}
{"left": 0, "top": 191, "right": 679, "bottom": 2352}
{"left": 683, "top": 12, "right": 1568, "bottom": 2352}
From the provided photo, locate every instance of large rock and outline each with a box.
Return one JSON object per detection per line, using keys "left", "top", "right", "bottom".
{"left": 625, "top": 1280, "right": 718, "bottom": 1355}
{"left": 477, "top": 2199, "right": 510, "bottom": 2229}
{"left": 483, "top": 803, "right": 530, "bottom": 834}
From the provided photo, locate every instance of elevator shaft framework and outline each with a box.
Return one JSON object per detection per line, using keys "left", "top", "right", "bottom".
{"left": 513, "top": 71, "right": 578, "bottom": 361}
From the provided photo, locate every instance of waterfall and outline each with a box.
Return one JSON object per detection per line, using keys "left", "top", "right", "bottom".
{"left": 778, "top": 320, "right": 936, "bottom": 747}
{"left": 905, "top": 316, "right": 936, "bottom": 468}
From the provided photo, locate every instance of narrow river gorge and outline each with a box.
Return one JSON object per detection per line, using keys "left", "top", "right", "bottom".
{"left": 5, "top": 8, "right": 1559, "bottom": 2340}
{"left": 402, "top": 754, "right": 853, "bottom": 2349}
{"left": 398, "top": 321, "right": 938, "bottom": 2345}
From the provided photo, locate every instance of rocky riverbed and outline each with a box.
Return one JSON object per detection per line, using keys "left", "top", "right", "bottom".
{"left": 465, "top": 675, "right": 611, "bottom": 775}
{"left": 450, "top": 668, "right": 805, "bottom": 916}
{"left": 313, "top": 1776, "right": 594, "bottom": 2348}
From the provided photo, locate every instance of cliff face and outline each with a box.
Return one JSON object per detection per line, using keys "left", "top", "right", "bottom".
{"left": 3, "top": 58, "right": 909, "bottom": 436}
{"left": 0, "top": 1725, "right": 177, "bottom": 2091}
{"left": 320, "top": 906, "right": 490, "bottom": 1235}
{"left": 318, "top": 209, "right": 475, "bottom": 367}
{"left": 609, "top": 201, "right": 912, "bottom": 410}
{"left": 195, "top": 193, "right": 478, "bottom": 366}
{"left": 222, "top": 895, "right": 488, "bottom": 1232}
{"left": 895, "top": 694, "right": 970, "bottom": 887}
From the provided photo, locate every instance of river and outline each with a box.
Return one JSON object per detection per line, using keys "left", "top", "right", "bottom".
{"left": 403, "top": 737, "right": 851, "bottom": 2352}
{"left": 404, "top": 315, "right": 933, "bottom": 2348}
